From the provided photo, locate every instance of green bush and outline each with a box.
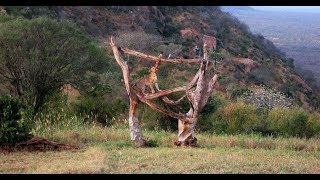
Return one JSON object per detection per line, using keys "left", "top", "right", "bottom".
{"left": 306, "top": 92, "right": 320, "bottom": 110}
{"left": 307, "top": 112, "right": 320, "bottom": 138}
{"left": 33, "top": 92, "right": 76, "bottom": 133}
{"left": 73, "top": 95, "right": 127, "bottom": 126}
{"left": 140, "top": 104, "right": 164, "bottom": 131}
{"left": 140, "top": 97, "right": 181, "bottom": 132}
{"left": 230, "top": 86, "right": 251, "bottom": 100}
{"left": 0, "top": 96, "right": 33, "bottom": 144}
{"left": 267, "top": 108, "right": 311, "bottom": 138}
{"left": 0, "top": 16, "right": 110, "bottom": 115}
{"left": 211, "top": 101, "right": 258, "bottom": 134}
{"left": 0, "top": 13, "right": 13, "bottom": 23}
{"left": 198, "top": 92, "right": 227, "bottom": 132}
{"left": 209, "top": 52, "right": 224, "bottom": 62}
{"left": 250, "top": 108, "right": 275, "bottom": 136}
{"left": 248, "top": 67, "right": 274, "bottom": 86}
{"left": 163, "top": 18, "right": 181, "bottom": 37}
{"left": 279, "top": 81, "right": 298, "bottom": 98}
{"left": 131, "top": 67, "right": 150, "bottom": 81}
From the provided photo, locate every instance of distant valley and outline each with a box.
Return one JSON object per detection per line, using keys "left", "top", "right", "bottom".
{"left": 221, "top": 6, "right": 320, "bottom": 88}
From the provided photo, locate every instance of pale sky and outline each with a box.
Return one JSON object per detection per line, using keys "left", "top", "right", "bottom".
{"left": 250, "top": 6, "right": 320, "bottom": 13}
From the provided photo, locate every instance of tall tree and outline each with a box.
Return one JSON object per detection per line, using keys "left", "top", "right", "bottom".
{"left": 0, "top": 16, "right": 108, "bottom": 115}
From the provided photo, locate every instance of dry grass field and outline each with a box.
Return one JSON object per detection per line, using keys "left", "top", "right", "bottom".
{"left": 1, "top": 123, "right": 320, "bottom": 174}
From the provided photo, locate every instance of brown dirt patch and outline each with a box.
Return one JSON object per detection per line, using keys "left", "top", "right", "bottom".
{"left": 0, "top": 137, "right": 80, "bottom": 153}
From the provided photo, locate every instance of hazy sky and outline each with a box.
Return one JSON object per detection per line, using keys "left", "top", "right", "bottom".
{"left": 250, "top": 6, "right": 320, "bottom": 13}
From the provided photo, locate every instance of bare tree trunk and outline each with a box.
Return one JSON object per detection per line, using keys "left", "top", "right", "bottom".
{"left": 176, "top": 109, "right": 197, "bottom": 146}
{"left": 128, "top": 94, "right": 145, "bottom": 147}
{"left": 175, "top": 63, "right": 218, "bottom": 146}
{"left": 109, "top": 37, "right": 146, "bottom": 147}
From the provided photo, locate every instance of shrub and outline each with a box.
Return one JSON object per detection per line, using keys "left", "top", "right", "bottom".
{"left": 252, "top": 108, "right": 274, "bottom": 136}
{"left": 0, "top": 13, "right": 13, "bottom": 23}
{"left": 140, "top": 95, "right": 186, "bottom": 132}
{"left": 209, "top": 52, "right": 224, "bottom": 61}
{"left": 0, "top": 96, "right": 33, "bottom": 143}
{"left": 202, "top": 92, "right": 228, "bottom": 115}
{"left": 248, "top": 67, "right": 274, "bottom": 86}
{"left": 155, "top": 43, "right": 183, "bottom": 59}
{"left": 163, "top": 17, "right": 181, "bottom": 37}
{"left": 307, "top": 112, "right": 320, "bottom": 138}
{"left": 208, "top": 51, "right": 224, "bottom": 70}
{"left": 306, "top": 92, "right": 320, "bottom": 110}
{"left": 198, "top": 92, "right": 227, "bottom": 132}
{"left": 267, "top": 108, "right": 311, "bottom": 138}
{"left": 212, "top": 101, "right": 258, "bottom": 134}
{"left": 33, "top": 92, "right": 75, "bottom": 132}
{"left": 33, "top": 93, "right": 85, "bottom": 135}
{"left": 230, "top": 86, "right": 251, "bottom": 100}
{"left": 242, "top": 85, "right": 293, "bottom": 110}
{"left": 131, "top": 67, "right": 150, "bottom": 81}
{"left": 116, "top": 31, "right": 163, "bottom": 53}
{"left": 71, "top": 70, "right": 127, "bottom": 126}
{"left": 0, "top": 16, "right": 109, "bottom": 115}
{"left": 279, "top": 81, "right": 298, "bottom": 98}
{"left": 73, "top": 94, "right": 127, "bottom": 126}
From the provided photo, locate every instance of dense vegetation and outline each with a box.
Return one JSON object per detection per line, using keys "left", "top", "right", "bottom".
{"left": 0, "top": 13, "right": 126, "bottom": 143}
{"left": 0, "top": 96, "right": 33, "bottom": 143}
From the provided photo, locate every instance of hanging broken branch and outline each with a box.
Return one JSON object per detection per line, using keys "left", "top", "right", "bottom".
{"left": 136, "top": 93, "right": 189, "bottom": 121}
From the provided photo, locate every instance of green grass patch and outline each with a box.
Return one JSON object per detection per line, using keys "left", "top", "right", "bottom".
{"left": 1, "top": 118, "right": 320, "bottom": 174}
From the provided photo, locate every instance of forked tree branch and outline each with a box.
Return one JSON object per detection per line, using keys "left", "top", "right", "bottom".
{"left": 136, "top": 93, "right": 190, "bottom": 121}
{"left": 161, "top": 95, "right": 187, "bottom": 105}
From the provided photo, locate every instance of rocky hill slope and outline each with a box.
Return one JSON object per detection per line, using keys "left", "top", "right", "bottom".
{"left": 3, "top": 6, "right": 319, "bottom": 110}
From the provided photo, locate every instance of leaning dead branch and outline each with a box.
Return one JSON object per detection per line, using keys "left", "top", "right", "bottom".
{"left": 143, "top": 86, "right": 187, "bottom": 100}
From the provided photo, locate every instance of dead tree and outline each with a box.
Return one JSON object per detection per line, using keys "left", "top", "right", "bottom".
{"left": 109, "top": 36, "right": 218, "bottom": 147}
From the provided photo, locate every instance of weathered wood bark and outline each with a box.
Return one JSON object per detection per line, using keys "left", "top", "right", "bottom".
{"left": 176, "top": 70, "right": 218, "bottom": 146}
{"left": 144, "top": 86, "right": 187, "bottom": 100}
{"left": 109, "top": 36, "right": 218, "bottom": 147}
{"left": 175, "top": 48, "right": 218, "bottom": 146}
{"left": 137, "top": 93, "right": 187, "bottom": 120}
{"left": 128, "top": 94, "right": 145, "bottom": 147}
{"left": 110, "top": 37, "right": 145, "bottom": 147}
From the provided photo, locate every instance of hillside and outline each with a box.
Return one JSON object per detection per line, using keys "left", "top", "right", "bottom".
{"left": 2, "top": 6, "right": 319, "bottom": 110}
{"left": 221, "top": 7, "right": 320, "bottom": 93}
